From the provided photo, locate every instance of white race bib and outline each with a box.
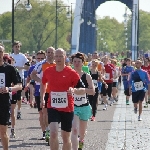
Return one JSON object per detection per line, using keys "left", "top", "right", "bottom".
{"left": 134, "top": 81, "right": 144, "bottom": 91}
{"left": 93, "top": 80, "right": 98, "bottom": 88}
{"left": 0, "top": 73, "right": 5, "bottom": 87}
{"left": 73, "top": 94, "right": 87, "bottom": 106}
{"left": 51, "top": 92, "right": 68, "bottom": 108}
{"left": 104, "top": 73, "right": 110, "bottom": 80}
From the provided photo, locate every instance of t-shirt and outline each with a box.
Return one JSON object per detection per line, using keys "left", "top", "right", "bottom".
{"left": 42, "top": 66, "right": 80, "bottom": 112}
{"left": 0, "top": 63, "right": 21, "bottom": 105}
{"left": 141, "top": 65, "right": 150, "bottom": 75}
{"left": 10, "top": 53, "right": 28, "bottom": 79}
{"left": 71, "top": 65, "right": 90, "bottom": 74}
{"left": 129, "top": 70, "right": 150, "bottom": 92}
{"left": 104, "top": 64, "right": 115, "bottom": 83}
{"left": 34, "top": 59, "right": 56, "bottom": 93}
{"left": 122, "top": 66, "right": 134, "bottom": 81}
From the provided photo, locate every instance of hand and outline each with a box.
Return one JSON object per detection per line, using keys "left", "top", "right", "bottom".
{"left": 67, "top": 87, "right": 74, "bottom": 96}
{"left": 16, "top": 66, "right": 22, "bottom": 70}
{"left": 0, "top": 87, "right": 9, "bottom": 94}
{"left": 40, "top": 100, "right": 45, "bottom": 108}
{"left": 24, "top": 86, "right": 28, "bottom": 92}
{"left": 105, "top": 84, "right": 108, "bottom": 89}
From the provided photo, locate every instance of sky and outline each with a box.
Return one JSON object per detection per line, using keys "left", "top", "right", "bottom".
{"left": 0, "top": 0, "right": 150, "bottom": 23}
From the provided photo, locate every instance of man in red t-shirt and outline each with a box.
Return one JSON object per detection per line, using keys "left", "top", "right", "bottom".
{"left": 42, "top": 48, "right": 86, "bottom": 150}
{"left": 101, "top": 56, "right": 117, "bottom": 110}
{"left": 141, "top": 58, "right": 150, "bottom": 106}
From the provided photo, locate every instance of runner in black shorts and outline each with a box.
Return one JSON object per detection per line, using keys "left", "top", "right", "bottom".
{"left": 0, "top": 44, "right": 22, "bottom": 150}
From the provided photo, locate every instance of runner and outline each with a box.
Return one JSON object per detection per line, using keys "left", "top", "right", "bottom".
{"left": 141, "top": 58, "right": 150, "bottom": 107}
{"left": 101, "top": 55, "right": 117, "bottom": 110}
{"left": 88, "top": 59, "right": 108, "bottom": 121}
{"left": 42, "top": 48, "right": 87, "bottom": 150}
{"left": 70, "top": 53, "right": 95, "bottom": 150}
{"left": 31, "top": 47, "right": 55, "bottom": 142}
{"left": 10, "top": 41, "right": 29, "bottom": 119}
{"left": 121, "top": 58, "right": 134, "bottom": 105}
{"left": 0, "top": 44, "right": 22, "bottom": 149}
{"left": 129, "top": 59, "right": 150, "bottom": 121}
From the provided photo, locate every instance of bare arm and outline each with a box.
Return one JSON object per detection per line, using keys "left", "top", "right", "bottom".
{"left": 31, "top": 70, "right": 41, "bottom": 82}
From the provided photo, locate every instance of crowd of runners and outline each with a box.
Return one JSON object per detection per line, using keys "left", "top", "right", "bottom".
{"left": 0, "top": 41, "right": 150, "bottom": 150}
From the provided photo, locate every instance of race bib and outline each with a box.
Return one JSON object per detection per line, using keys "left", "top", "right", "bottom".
{"left": 0, "top": 73, "right": 5, "bottom": 87}
{"left": 51, "top": 92, "right": 68, "bottom": 108}
{"left": 93, "top": 80, "right": 98, "bottom": 88}
{"left": 134, "top": 81, "right": 144, "bottom": 91}
{"left": 104, "top": 73, "right": 110, "bottom": 80}
{"left": 73, "top": 94, "right": 87, "bottom": 106}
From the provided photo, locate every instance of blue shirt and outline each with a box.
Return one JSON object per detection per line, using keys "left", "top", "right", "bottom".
{"left": 129, "top": 69, "right": 150, "bottom": 92}
{"left": 28, "top": 65, "right": 40, "bottom": 96}
{"left": 122, "top": 66, "right": 134, "bottom": 81}
{"left": 28, "top": 65, "right": 35, "bottom": 77}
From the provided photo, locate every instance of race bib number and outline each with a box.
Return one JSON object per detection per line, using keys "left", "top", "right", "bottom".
{"left": 93, "top": 80, "right": 98, "bottom": 88}
{"left": 134, "top": 81, "right": 144, "bottom": 91}
{"left": 104, "top": 73, "right": 110, "bottom": 80}
{"left": 0, "top": 73, "right": 5, "bottom": 87}
{"left": 51, "top": 92, "right": 68, "bottom": 108}
{"left": 73, "top": 94, "right": 87, "bottom": 106}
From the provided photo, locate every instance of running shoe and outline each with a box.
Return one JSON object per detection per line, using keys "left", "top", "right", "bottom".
{"left": 17, "top": 112, "right": 21, "bottom": 119}
{"left": 10, "top": 129, "right": 15, "bottom": 138}
{"left": 134, "top": 108, "right": 137, "bottom": 114}
{"left": 144, "top": 102, "right": 148, "bottom": 108}
{"left": 91, "top": 116, "right": 95, "bottom": 121}
{"left": 39, "top": 131, "right": 46, "bottom": 140}
{"left": 138, "top": 116, "right": 142, "bottom": 121}
{"left": 45, "top": 130, "right": 50, "bottom": 142}
{"left": 79, "top": 141, "right": 84, "bottom": 150}
{"left": 126, "top": 100, "right": 129, "bottom": 105}
{"left": 103, "top": 105, "right": 108, "bottom": 110}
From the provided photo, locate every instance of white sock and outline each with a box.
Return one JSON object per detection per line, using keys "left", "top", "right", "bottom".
{"left": 46, "top": 126, "right": 49, "bottom": 131}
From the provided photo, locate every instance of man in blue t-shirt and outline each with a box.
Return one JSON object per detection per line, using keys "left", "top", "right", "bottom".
{"left": 129, "top": 59, "right": 150, "bottom": 121}
{"left": 121, "top": 58, "right": 134, "bottom": 105}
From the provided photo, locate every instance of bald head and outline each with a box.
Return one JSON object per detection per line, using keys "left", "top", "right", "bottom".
{"left": 54, "top": 48, "right": 66, "bottom": 66}
{"left": 55, "top": 48, "right": 66, "bottom": 56}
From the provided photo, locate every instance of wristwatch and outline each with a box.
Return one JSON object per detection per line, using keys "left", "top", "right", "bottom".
{"left": 8, "top": 87, "right": 12, "bottom": 92}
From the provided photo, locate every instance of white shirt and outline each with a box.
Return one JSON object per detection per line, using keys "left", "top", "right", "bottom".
{"left": 10, "top": 53, "right": 28, "bottom": 79}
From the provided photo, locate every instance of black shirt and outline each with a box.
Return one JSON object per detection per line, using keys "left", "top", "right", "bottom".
{"left": 0, "top": 63, "right": 21, "bottom": 101}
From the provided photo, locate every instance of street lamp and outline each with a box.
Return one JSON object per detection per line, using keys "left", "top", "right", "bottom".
{"left": 12, "top": 0, "right": 32, "bottom": 53}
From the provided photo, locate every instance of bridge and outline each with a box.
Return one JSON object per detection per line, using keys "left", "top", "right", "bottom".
{"left": 71, "top": 0, "right": 139, "bottom": 61}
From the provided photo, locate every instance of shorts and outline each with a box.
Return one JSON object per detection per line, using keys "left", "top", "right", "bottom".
{"left": 48, "top": 108, "right": 74, "bottom": 132}
{"left": 17, "top": 90, "right": 22, "bottom": 101}
{"left": 124, "top": 88, "right": 130, "bottom": 96}
{"left": 74, "top": 104, "right": 92, "bottom": 121}
{"left": 0, "top": 104, "right": 10, "bottom": 125}
{"left": 101, "top": 83, "right": 112, "bottom": 97}
{"left": 118, "top": 76, "right": 121, "bottom": 83}
{"left": 132, "top": 90, "right": 145, "bottom": 103}
{"left": 98, "top": 82, "right": 102, "bottom": 92}
{"left": 11, "top": 93, "right": 17, "bottom": 104}
{"left": 112, "top": 82, "right": 118, "bottom": 87}
{"left": 44, "top": 93, "right": 49, "bottom": 108}
{"left": 35, "top": 96, "right": 42, "bottom": 112}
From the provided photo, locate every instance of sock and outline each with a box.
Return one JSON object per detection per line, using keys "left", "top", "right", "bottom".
{"left": 46, "top": 126, "right": 49, "bottom": 131}
{"left": 17, "top": 110, "right": 21, "bottom": 113}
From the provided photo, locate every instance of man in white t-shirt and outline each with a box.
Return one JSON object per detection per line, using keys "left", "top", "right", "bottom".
{"left": 10, "top": 41, "right": 29, "bottom": 119}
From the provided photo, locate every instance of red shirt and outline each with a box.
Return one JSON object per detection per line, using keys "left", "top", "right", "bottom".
{"left": 141, "top": 65, "right": 150, "bottom": 75}
{"left": 104, "top": 64, "right": 115, "bottom": 83}
{"left": 42, "top": 66, "right": 80, "bottom": 112}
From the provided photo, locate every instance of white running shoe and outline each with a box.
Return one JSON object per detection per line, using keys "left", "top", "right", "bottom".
{"left": 138, "top": 116, "right": 142, "bottom": 121}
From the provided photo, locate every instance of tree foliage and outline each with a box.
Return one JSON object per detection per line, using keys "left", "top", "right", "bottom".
{"left": 0, "top": 3, "right": 150, "bottom": 54}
